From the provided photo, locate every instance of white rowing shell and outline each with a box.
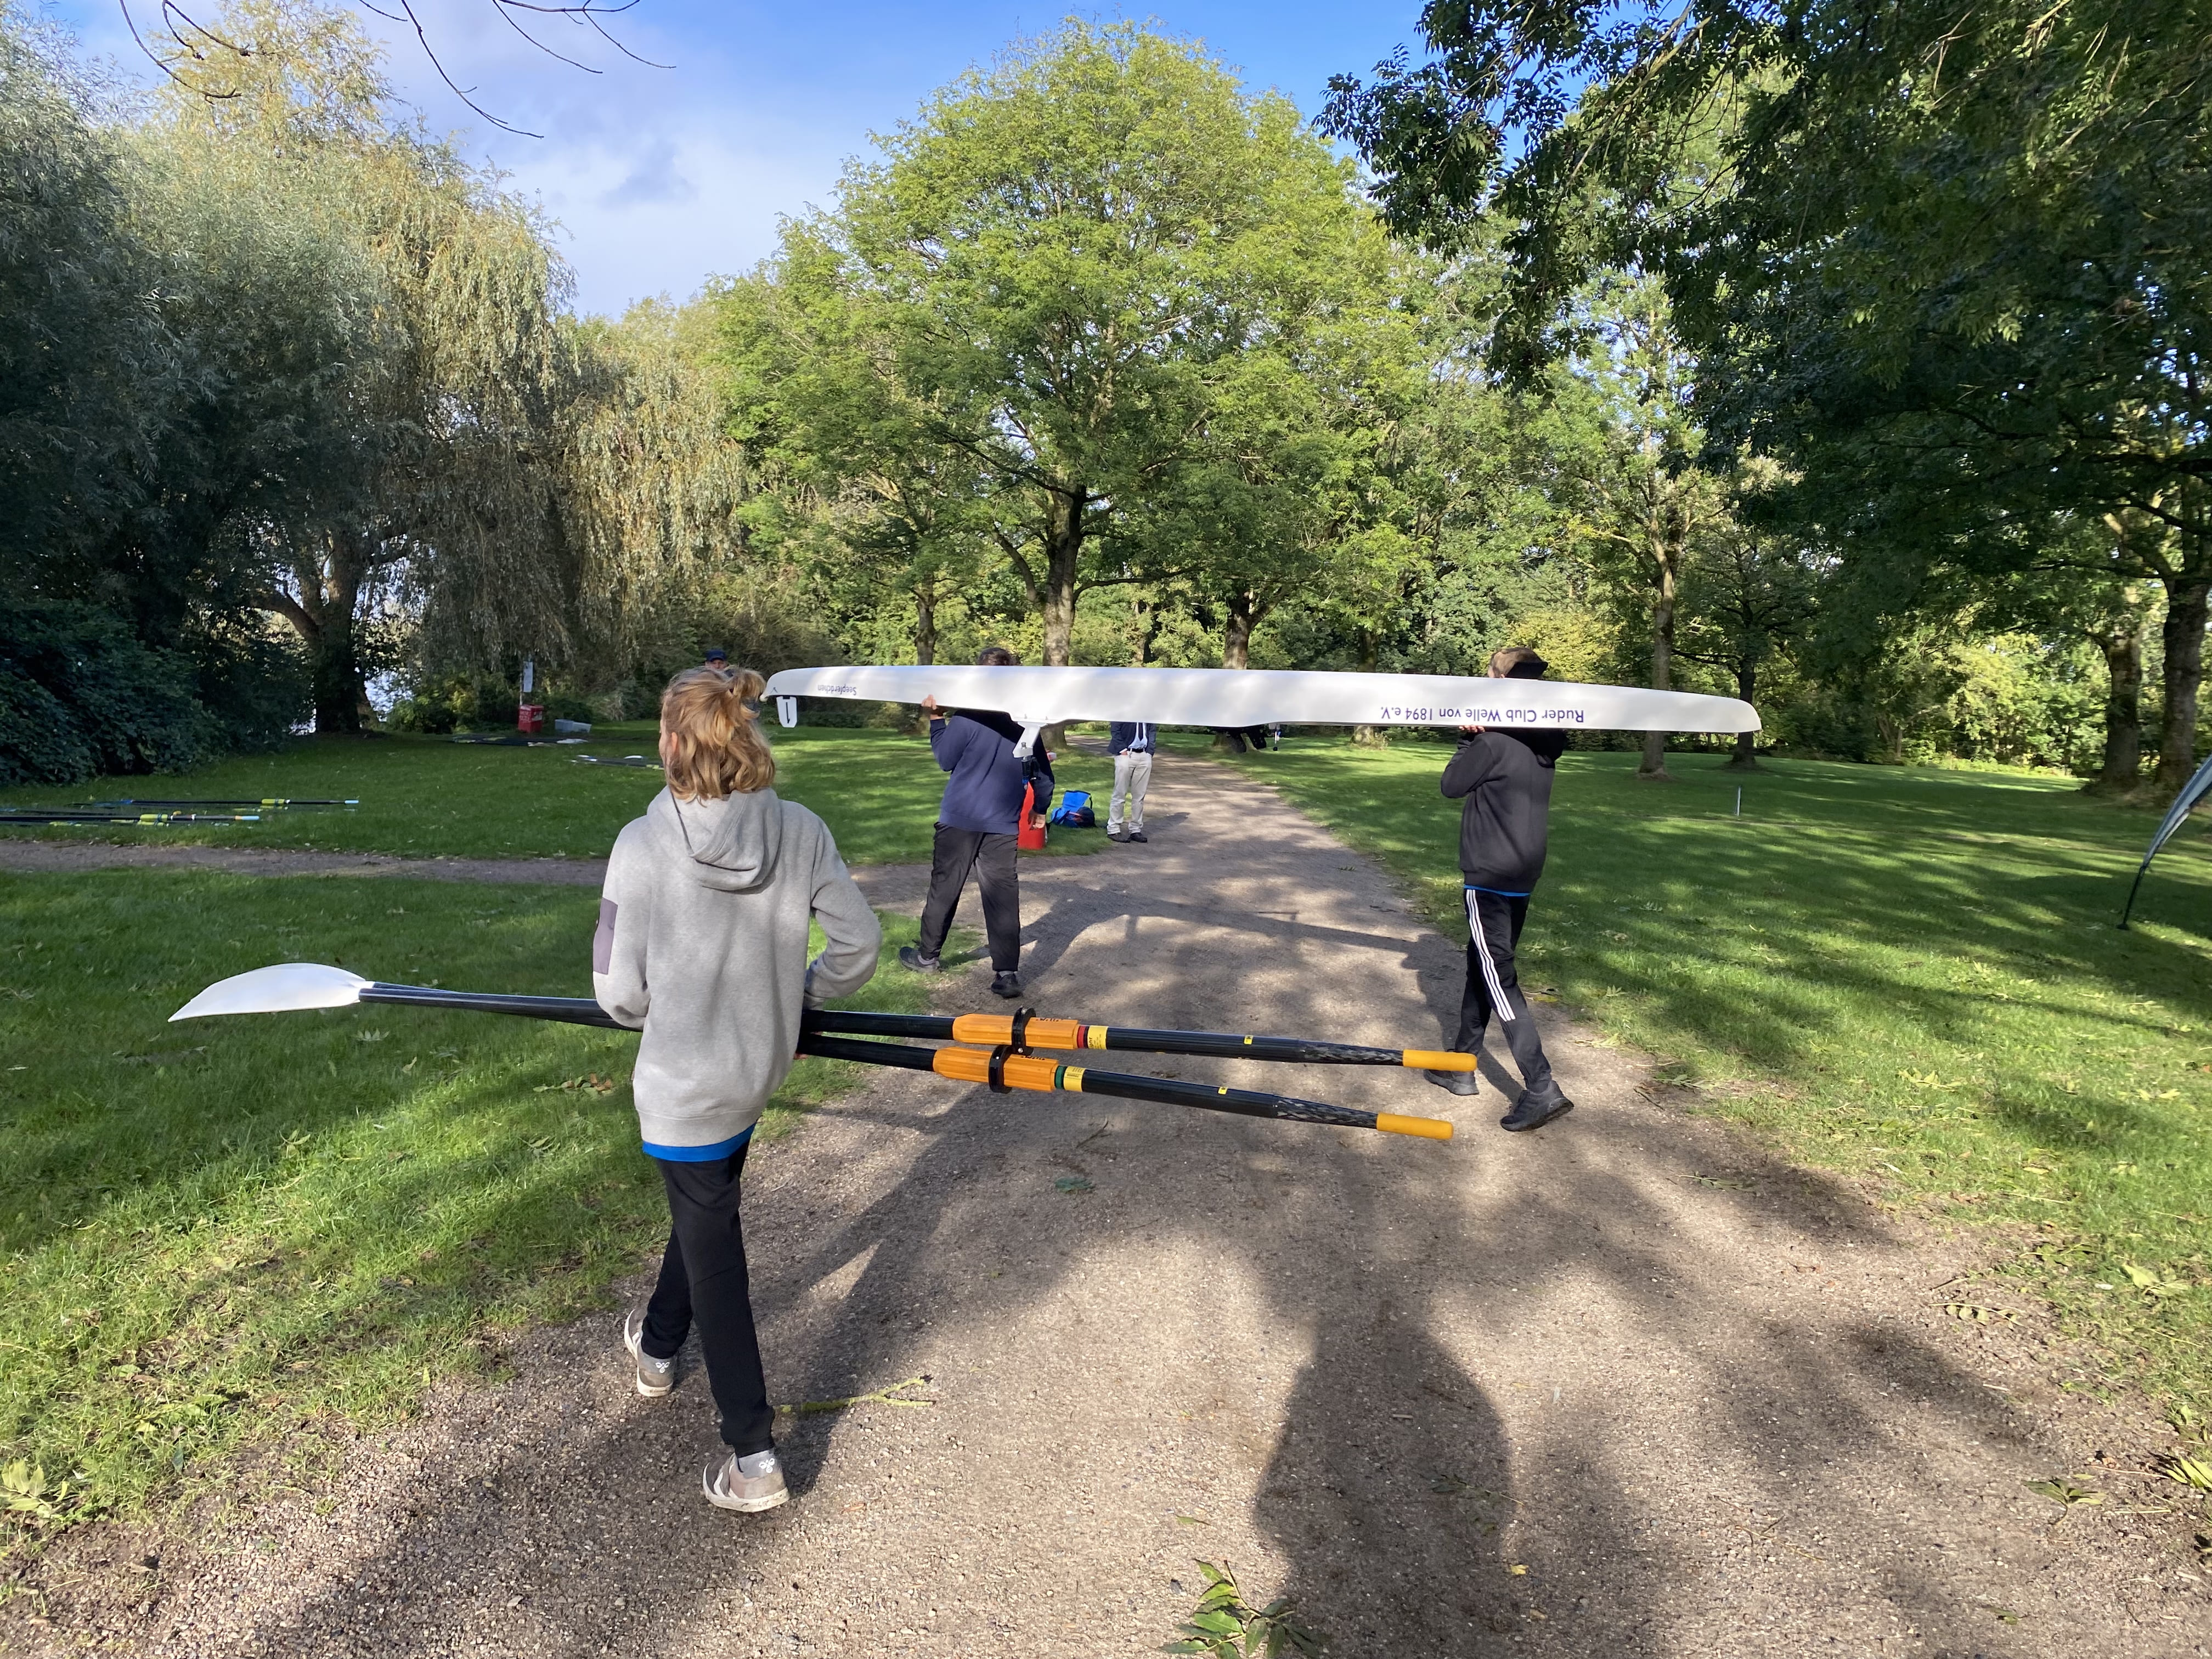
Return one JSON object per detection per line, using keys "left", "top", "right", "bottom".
{"left": 761, "top": 665, "right": 1758, "bottom": 735}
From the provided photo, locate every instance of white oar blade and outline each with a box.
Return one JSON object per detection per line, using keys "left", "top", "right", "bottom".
{"left": 170, "top": 962, "right": 371, "bottom": 1022}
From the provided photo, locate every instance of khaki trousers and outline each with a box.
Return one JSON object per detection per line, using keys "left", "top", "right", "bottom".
{"left": 1109, "top": 750, "right": 1153, "bottom": 833}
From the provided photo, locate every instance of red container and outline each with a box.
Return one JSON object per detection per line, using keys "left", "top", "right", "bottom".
{"left": 1017, "top": 783, "right": 1047, "bottom": 850}
{"left": 517, "top": 703, "right": 545, "bottom": 735}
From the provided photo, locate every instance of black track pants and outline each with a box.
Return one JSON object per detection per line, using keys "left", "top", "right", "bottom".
{"left": 1457, "top": 888, "right": 1558, "bottom": 1097}
{"left": 916, "top": 825, "right": 1022, "bottom": 970}
{"left": 642, "top": 1143, "right": 774, "bottom": 1455}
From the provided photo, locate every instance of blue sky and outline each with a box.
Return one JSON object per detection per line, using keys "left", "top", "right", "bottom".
{"left": 48, "top": 2, "right": 1426, "bottom": 317}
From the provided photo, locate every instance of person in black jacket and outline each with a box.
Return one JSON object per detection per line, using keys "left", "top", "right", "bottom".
{"left": 1431, "top": 646, "right": 1575, "bottom": 1131}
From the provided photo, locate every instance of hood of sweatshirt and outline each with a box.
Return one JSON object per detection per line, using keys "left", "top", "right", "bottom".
{"left": 647, "top": 788, "right": 785, "bottom": 893}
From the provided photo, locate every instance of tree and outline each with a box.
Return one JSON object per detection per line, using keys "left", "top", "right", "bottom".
{"left": 1545, "top": 275, "right": 1729, "bottom": 779}
{"left": 808, "top": 21, "right": 1373, "bottom": 669}
{"left": 1325, "top": 0, "right": 2212, "bottom": 787}
{"left": 1673, "top": 511, "right": 1818, "bottom": 768}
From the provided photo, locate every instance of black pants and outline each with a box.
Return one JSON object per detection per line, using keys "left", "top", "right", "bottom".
{"left": 642, "top": 1142, "right": 774, "bottom": 1455}
{"left": 916, "top": 824, "right": 1022, "bottom": 970}
{"left": 1458, "top": 889, "right": 1558, "bottom": 1098}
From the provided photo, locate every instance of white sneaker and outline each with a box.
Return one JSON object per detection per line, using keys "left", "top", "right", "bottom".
{"left": 703, "top": 1447, "right": 789, "bottom": 1512}
{"left": 621, "top": 1301, "right": 675, "bottom": 1398}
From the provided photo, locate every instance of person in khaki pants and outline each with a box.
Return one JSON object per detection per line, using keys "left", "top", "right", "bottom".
{"left": 1106, "top": 720, "right": 1155, "bottom": 842}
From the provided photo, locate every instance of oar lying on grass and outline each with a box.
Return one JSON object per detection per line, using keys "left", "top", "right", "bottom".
{"left": 805, "top": 1008, "right": 1477, "bottom": 1071}
{"left": 1, "top": 810, "right": 263, "bottom": 825}
{"left": 170, "top": 964, "right": 1453, "bottom": 1141}
{"left": 87, "top": 797, "right": 358, "bottom": 809}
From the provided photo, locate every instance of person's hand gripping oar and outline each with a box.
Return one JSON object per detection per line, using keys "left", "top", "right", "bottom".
{"left": 170, "top": 965, "right": 1454, "bottom": 1141}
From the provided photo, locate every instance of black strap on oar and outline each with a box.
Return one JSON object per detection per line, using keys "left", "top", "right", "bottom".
{"left": 1008, "top": 1007, "right": 1034, "bottom": 1053}
{"left": 988, "top": 1045, "right": 1013, "bottom": 1092}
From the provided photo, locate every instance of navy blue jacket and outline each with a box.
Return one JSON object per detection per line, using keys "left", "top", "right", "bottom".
{"left": 930, "top": 712, "right": 1054, "bottom": 834}
{"left": 1107, "top": 721, "right": 1156, "bottom": 756}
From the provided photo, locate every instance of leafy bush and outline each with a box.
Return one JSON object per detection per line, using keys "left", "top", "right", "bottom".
{"left": 0, "top": 603, "right": 221, "bottom": 786}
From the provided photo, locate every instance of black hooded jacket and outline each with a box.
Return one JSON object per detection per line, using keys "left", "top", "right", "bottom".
{"left": 1441, "top": 730, "right": 1568, "bottom": 893}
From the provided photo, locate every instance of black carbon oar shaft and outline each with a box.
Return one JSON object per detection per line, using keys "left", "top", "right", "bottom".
{"left": 89, "top": 798, "right": 357, "bottom": 808}
{"left": 1, "top": 811, "right": 264, "bottom": 824}
{"left": 802, "top": 1008, "right": 1473, "bottom": 1071}
{"left": 795, "top": 1034, "right": 1451, "bottom": 1139}
{"left": 359, "top": 984, "right": 625, "bottom": 1028}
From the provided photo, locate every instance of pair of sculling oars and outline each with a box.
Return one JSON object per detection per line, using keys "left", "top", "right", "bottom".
{"left": 169, "top": 964, "right": 1453, "bottom": 1141}
{"left": 1, "top": 809, "right": 264, "bottom": 825}
{"left": 87, "top": 797, "right": 358, "bottom": 809}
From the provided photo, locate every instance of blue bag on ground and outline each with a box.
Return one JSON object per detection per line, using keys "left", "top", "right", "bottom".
{"left": 1049, "top": 789, "right": 1095, "bottom": 828}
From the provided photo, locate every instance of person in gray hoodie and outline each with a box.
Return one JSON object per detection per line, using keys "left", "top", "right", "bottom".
{"left": 592, "top": 665, "right": 881, "bottom": 1513}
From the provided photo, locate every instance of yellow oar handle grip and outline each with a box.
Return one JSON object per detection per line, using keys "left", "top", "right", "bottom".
{"left": 1375, "top": 1113, "right": 1455, "bottom": 1140}
{"left": 930, "top": 1046, "right": 1063, "bottom": 1092}
{"left": 948, "top": 1014, "right": 1088, "bottom": 1050}
{"left": 1401, "top": 1049, "right": 1473, "bottom": 1071}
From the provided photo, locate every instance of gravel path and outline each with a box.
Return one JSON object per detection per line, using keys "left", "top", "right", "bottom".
{"left": 8, "top": 750, "right": 2207, "bottom": 1657}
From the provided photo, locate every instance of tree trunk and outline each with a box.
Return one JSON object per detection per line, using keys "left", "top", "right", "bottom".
{"left": 2155, "top": 574, "right": 2208, "bottom": 793}
{"left": 265, "top": 533, "right": 368, "bottom": 736}
{"left": 1040, "top": 489, "right": 1085, "bottom": 668}
{"left": 1222, "top": 590, "right": 1255, "bottom": 671}
{"left": 1353, "top": 628, "right": 1386, "bottom": 747}
{"left": 1725, "top": 658, "right": 1759, "bottom": 769}
{"left": 1638, "top": 553, "right": 1677, "bottom": 780}
{"left": 2090, "top": 620, "right": 2144, "bottom": 792}
{"left": 1129, "top": 589, "right": 1153, "bottom": 667}
{"left": 913, "top": 585, "right": 937, "bottom": 666}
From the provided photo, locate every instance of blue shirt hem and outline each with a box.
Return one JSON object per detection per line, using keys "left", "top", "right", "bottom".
{"left": 642, "top": 1126, "right": 755, "bottom": 1162}
{"left": 1465, "top": 883, "right": 1532, "bottom": 898}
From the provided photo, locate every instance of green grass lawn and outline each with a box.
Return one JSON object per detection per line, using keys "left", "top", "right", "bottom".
{"left": 0, "top": 726, "right": 1116, "bottom": 866}
{"left": 1233, "top": 738, "right": 2212, "bottom": 1412}
{"left": 0, "top": 868, "right": 933, "bottom": 1542}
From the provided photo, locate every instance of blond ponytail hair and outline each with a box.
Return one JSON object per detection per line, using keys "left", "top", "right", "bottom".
{"left": 660, "top": 666, "right": 775, "bottom": 800}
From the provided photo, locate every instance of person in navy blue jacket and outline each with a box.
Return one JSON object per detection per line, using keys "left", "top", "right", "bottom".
{"left": 1105, "top": 720, "right": 1155, "bottom": 842}
{"left": 896, "top": 646, "right": 1053, "bottom": 998}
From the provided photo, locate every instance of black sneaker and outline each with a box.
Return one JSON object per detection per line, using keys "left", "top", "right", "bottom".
{"left": 1500, "top": 1090, "right": 1573, "bottom": 1132}
{"left": 1126, "top": 831, "right": 1148, "bottom": 843}
{"left": 990, "top": 970, "right": 1023, "bottom": 998}
{"left": 1426, "top": 1068, "right": 1479, "bottom": 1097}
{"left": 1108, "top": 831, "right": 1129, "bottom": 843}
{"left": 898, "top": 946, "right": 942, "bottom": 973}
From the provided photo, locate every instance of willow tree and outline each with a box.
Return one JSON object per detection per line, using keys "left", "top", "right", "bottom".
{"left": 561, "top": 299, "right": 753, "bottom": 668}
{"left": 811, "top": 21, "right": 1371, "bottom": 668}
{"left": 153, "top": 1, "right": 577, "bottom": 731}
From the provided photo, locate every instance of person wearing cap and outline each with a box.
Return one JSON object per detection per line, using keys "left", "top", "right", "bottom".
{"left": 1428, "top": 645, "right": 1575, "bottom": 1132}
{"left": 703, "top": 647, "right": 729, "bottom": 668}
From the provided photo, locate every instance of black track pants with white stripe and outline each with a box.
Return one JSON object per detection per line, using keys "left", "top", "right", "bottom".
{"left": 1458, "top": 888, "right": 1557, "bottom": 1096}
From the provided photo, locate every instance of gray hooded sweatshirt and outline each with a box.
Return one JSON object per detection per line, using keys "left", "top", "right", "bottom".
{"left": 592, "top": 787, "right": 881, "bottom": 1158}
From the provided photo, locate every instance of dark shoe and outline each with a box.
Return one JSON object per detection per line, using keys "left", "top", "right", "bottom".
{"left": 1126, "top": 831, "right": 1148, "bottom": 843}
{"left": 990, "top": 971, "right": 1023, "bottom": 998}
{"left": 1426, "top": 1068, "right": 1480, "bottom": 1097}
{"left": 1500, "top": 1090, "right": 1573, "bottom": 1132}
{"left": 1108, "top": 831, "right": 1129, "bottom": 843}
{"left": 898, "top": 946, "right": 941, "bottom": 973}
